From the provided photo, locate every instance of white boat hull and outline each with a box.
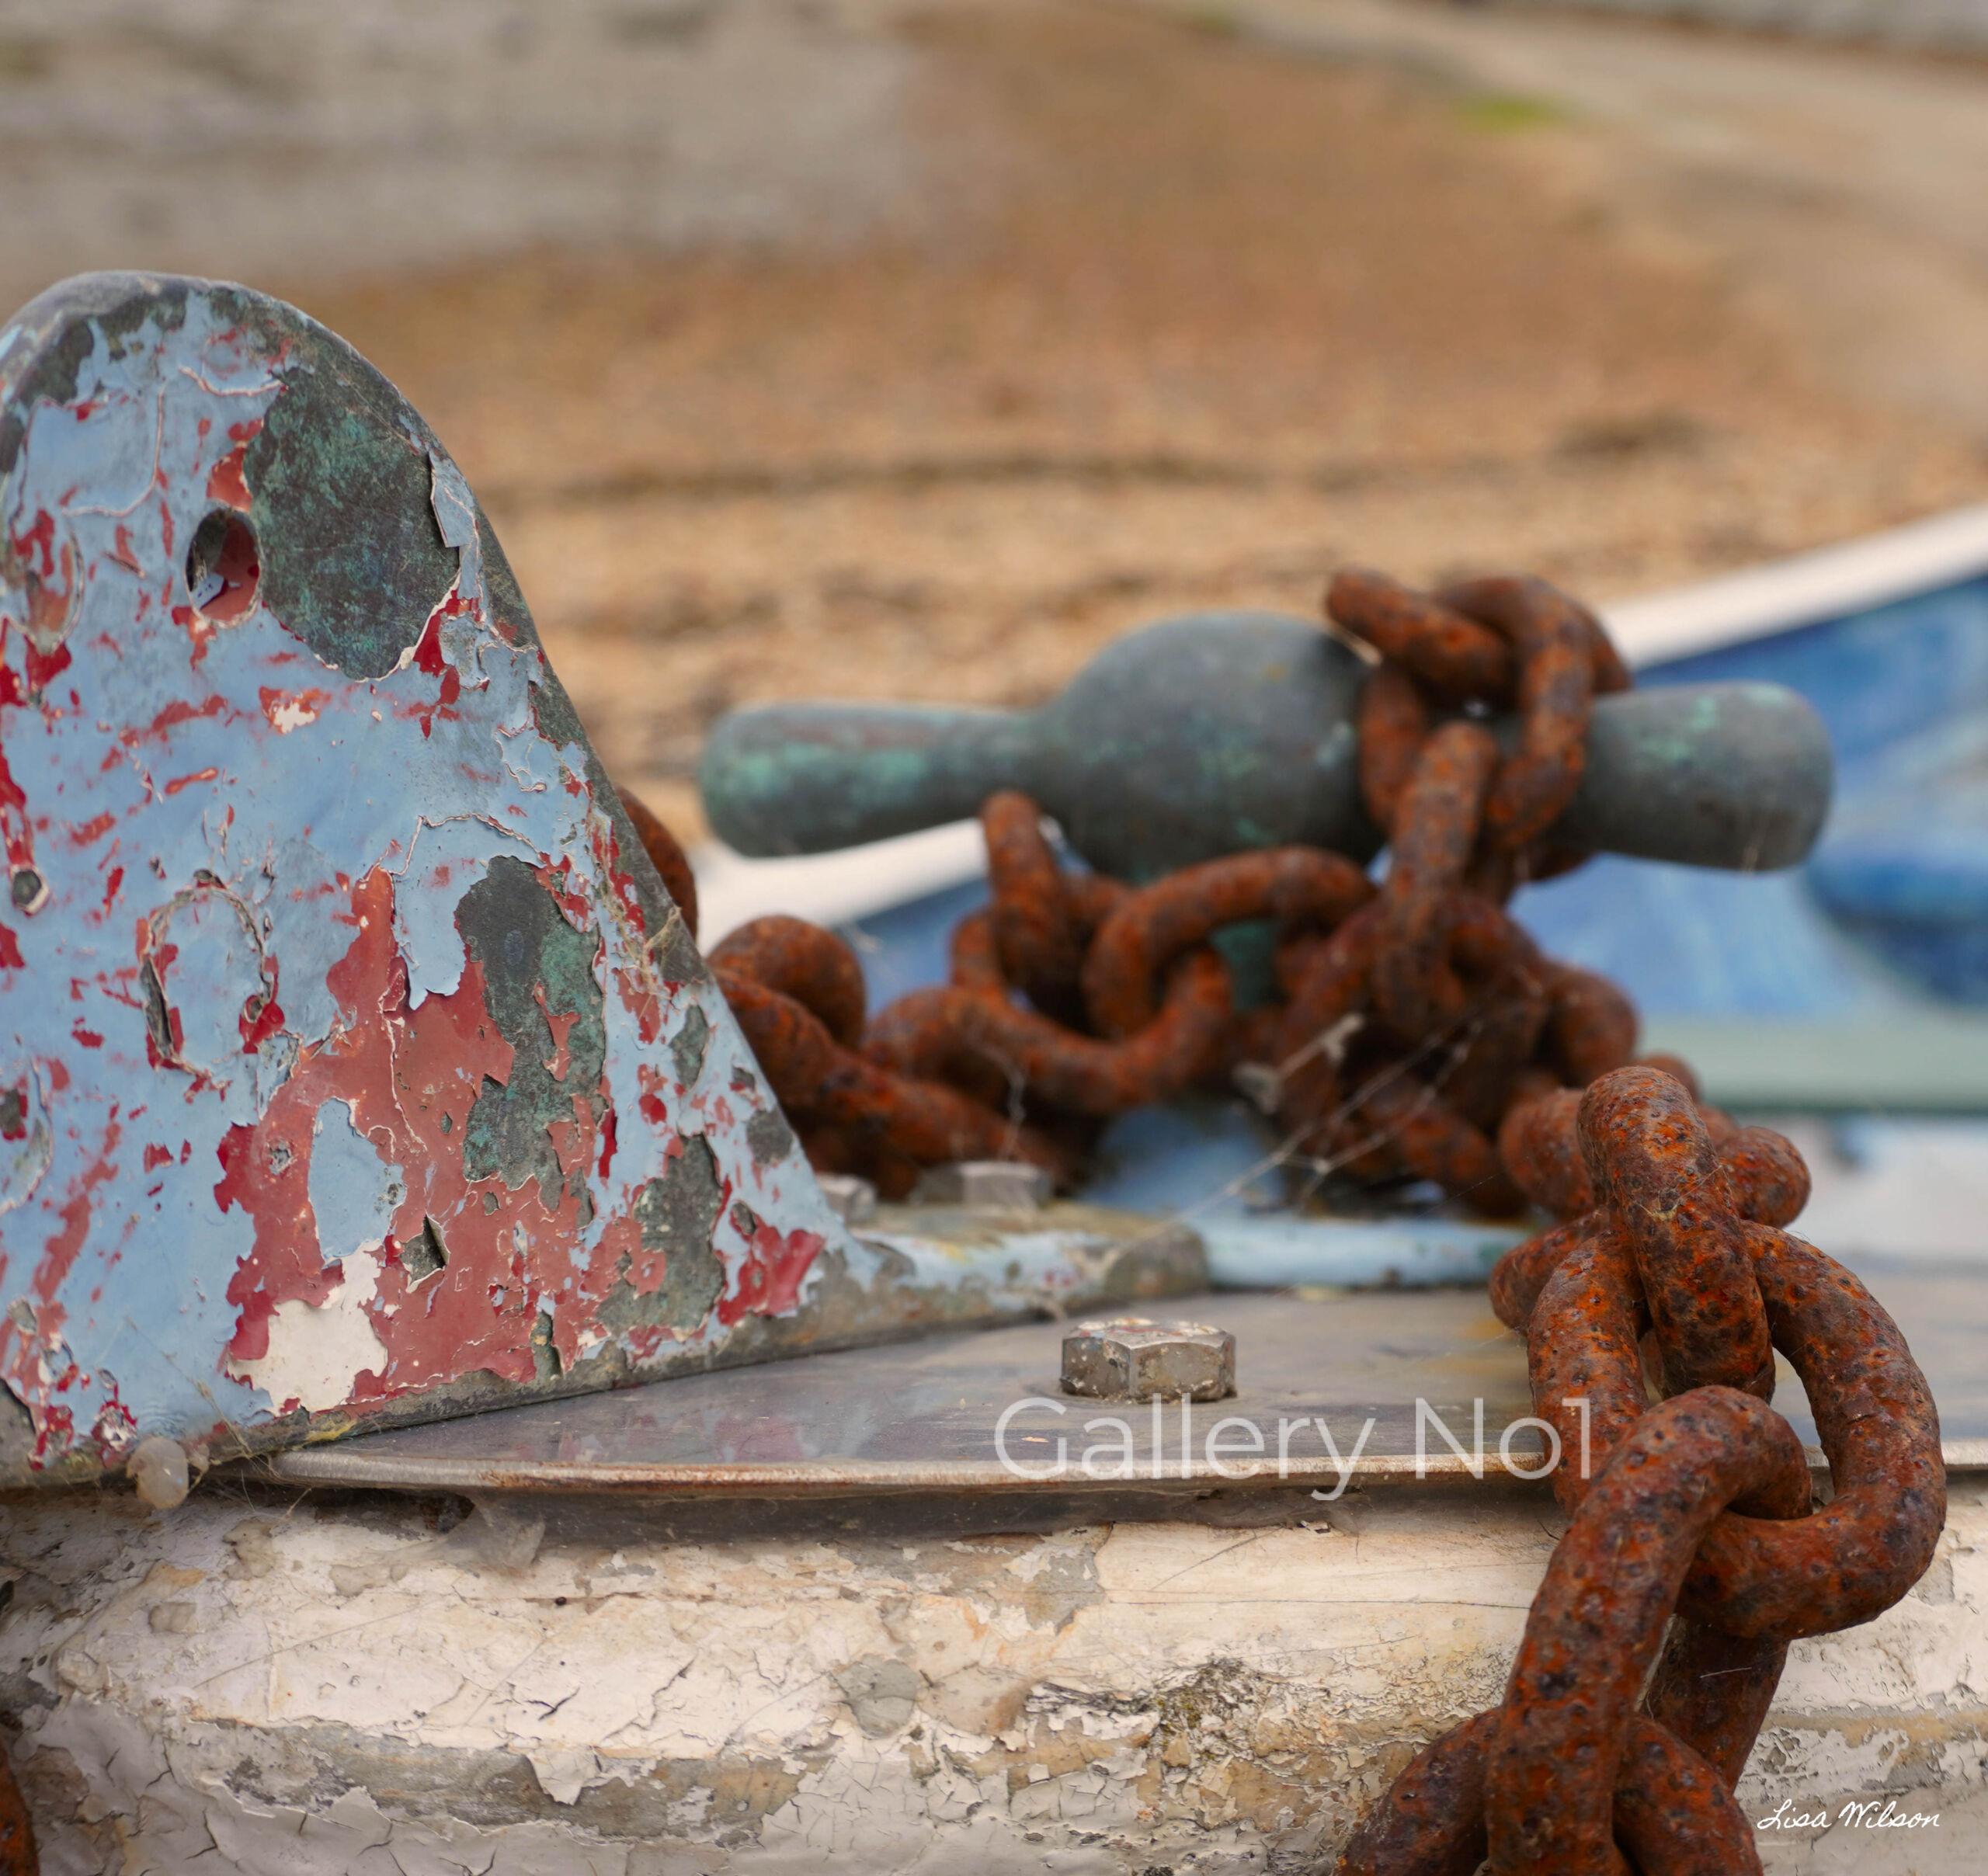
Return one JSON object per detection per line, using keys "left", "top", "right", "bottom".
{"left": 5, "top": 1479, "right": 1979, "bottom": 1874}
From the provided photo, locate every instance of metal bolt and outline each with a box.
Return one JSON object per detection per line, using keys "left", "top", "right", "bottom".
{"left": 816, "top": 1172, "right": 878, "bottom": 1225}
{"left": 1060, "top": 1317, "right": 1236, "bottom": 1403}
{"left": 909, "top": 1159, "right": 1052, "bottom": 1210}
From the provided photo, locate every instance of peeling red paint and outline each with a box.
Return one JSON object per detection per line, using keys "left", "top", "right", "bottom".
{"left": 405, "top": 606, "right": 465, "bottom": 740}
{"left": 0, "top": 733, "right": 36, "bottom": 878}
{"left": 120, "top": 696, "right": 229, "bottom": 748}
{"left": 212, "top": 865, "right": 616, "bottom": 1405}
{"left": 88, "top": 1388, "right": 137, "bottom": 1461}
{"left": 205, "top": 438, "right": 255, "bottom": 511}
{"left": 716, "top": 1217, "right": 825, "bottom": 1328}
{"left": 537, "top": 853, "right": 593, "bottom": 927}
{"left": 238, "top": 986, "right": 285, "bottom": 1054}
{"left": 35, "top": 1116, "right": 123, "bottom": 1312}
{"left": 171, "top": 603, "right": 214, "bottom": 662}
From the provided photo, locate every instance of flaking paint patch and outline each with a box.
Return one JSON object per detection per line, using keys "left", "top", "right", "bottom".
{"left": 0, "top": 275, "right": 848, "bottom": 1477}
{"left": 229, "top": 1247, "right": 388, "bottom": 1413}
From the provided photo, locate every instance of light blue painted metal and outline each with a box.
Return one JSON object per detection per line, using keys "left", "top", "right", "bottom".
{"left": 0, "top": 274, "right": 848, "bottom": 1479}
{"left": 1075, "top": 1101, "right": 1526, "bottom": 1288}
{"left": 0, "top": 274, "right": 1209, "bottom": 1486}
{"left": 1196, "top": 1216, "right": 1525, "bottom": 1290}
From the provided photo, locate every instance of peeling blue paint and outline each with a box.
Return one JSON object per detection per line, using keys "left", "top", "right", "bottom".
{"left": 0, "top": 274, "right": 853, "bottom": 1477}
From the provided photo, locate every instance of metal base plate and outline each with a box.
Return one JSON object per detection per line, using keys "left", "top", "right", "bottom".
{"left": 257, "top": 1256, "right": 1988, "bottom": 1497}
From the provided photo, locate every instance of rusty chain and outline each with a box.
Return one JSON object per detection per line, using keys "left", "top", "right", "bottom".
{"left": 620, "top": 567, "right": 1945, "bottom": 1873}
{"left": 0, "top": 571, "right": 1911, "bottom": 1876}
{"left": 631, "top": 571, "right": 1652, "bottom": 1212}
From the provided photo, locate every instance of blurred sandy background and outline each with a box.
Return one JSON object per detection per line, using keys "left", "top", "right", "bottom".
{"left": 4, "top": 0, "right": 1986, "bottom": 836}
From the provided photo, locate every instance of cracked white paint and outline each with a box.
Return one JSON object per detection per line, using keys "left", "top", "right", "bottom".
{"left": 0, "top": 1481, "right": 1979, "bottom": 1871}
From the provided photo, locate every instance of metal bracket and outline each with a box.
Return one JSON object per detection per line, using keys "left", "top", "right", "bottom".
{"left": 0, "top": 273, "right": 1201, "bottom": 1486}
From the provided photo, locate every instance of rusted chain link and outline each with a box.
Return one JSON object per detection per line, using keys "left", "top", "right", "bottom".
{"left": 670, "top": 778, "right": 1625, "bottom": 1205}
{"left": 618, "top": 564, "right": 1943, "bottom": 1870}
{"left": 1316, "top": 571, "right": 1941, "bottom": 1871}
{"left": 1346, "top": 1071, "right": 1944, "bottom": 1874}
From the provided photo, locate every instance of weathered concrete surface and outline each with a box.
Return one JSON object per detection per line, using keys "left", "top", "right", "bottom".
{"left": 0, "top": 1478, "right": 1979, "bottom": 1871}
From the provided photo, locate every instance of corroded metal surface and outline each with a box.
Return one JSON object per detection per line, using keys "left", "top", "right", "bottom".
{"left": 0, "top": 273, "right": 1209, "bottom": 1492}
{"left": 254, "top": 1282, "right": 1543, "bottom": 1494}
{"left": 711, "top": 780, "right": 1637, "bottom": 1207}
{"left": 697, "top": 610, "right": 1833, "bottom": 879}
{"left": 694, "top": 653, "right": 1829, "bottom": 1218}
{"left": 908, "top": 1160, "right": 1051, "bottom": 1207}
{"left": 682, "top": 562, "right": 1840, "bottom": 1208}
{"left": 245, "top": 1267, "right": 1988, "bottom": 1499}
{"left": 1114, "top": 569, "right": 1958, "bottom": 1874}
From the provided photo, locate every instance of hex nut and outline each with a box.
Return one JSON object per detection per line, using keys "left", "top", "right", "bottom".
{"left": 816, "top": 1173, "right": 878, "bottom": 1225}
{"left": 909, "top": 1159, "right": 1052, "bottom": 1210}
{"left": 1060, "top": 1317, "right": 1236, "bottom": 1402}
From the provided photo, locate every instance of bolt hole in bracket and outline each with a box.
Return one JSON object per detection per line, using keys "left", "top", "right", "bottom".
{"left": 184, "top": 509, "right": 260, "bottom": 623}
{"left": 0, "top": 272, "right": 1207, "bottom": 1497}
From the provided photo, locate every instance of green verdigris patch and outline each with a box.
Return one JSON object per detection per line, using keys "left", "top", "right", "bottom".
{"left": 0, "top": 274, "right": 193, "bottom": 482}
{"left": 670, "top": 1005, "right": 711, "bottom": 1088}
{"left": 245, "top": 330, "right": 459, "bottom": 679}
{"left": 457, "top": 858, "right": 607, "bottom": 1204}
{"left": 600, "top": 1134, "right": 727, "bottom": 1333}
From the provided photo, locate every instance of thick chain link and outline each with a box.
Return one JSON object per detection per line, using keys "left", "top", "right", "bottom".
{"left": 624, "top": 567, "right": 1945, "bottom": 1871}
